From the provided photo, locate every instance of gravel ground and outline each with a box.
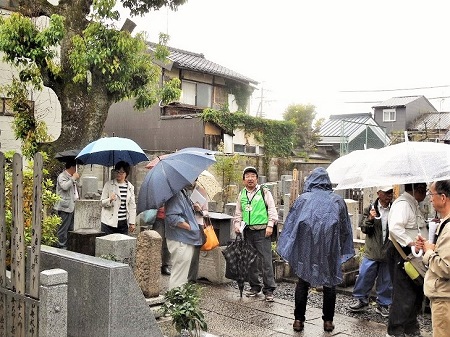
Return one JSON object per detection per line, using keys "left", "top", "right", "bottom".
{"left": 225, "top": 280, "right": 433, "bottom": 334}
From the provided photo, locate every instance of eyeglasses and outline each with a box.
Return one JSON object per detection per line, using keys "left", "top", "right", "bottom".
{"left": 426, "top": 191, "right": 442, "bottom": 197}
{"left": 115, "top": 170, "right": 126, "bottom": 174}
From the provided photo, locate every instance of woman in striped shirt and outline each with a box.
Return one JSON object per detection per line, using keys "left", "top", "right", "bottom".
{"left": 100, "top": 161, "right": 136, "bottom": 235}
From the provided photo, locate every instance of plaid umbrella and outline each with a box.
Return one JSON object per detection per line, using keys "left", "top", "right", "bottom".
{"left": 222, "top": 234, "right": 258, "bottom": 297}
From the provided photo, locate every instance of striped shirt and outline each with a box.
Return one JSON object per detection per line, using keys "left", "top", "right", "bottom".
{"left": 117, "top": 182, "right": 128, "bottom": 221}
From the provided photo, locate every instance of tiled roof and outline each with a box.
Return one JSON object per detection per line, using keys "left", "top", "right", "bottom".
{"left": 371, "top": 95, "right": 423, "bottom": 108}
{"left": 319, "top": 113, "right": 374, "bottom": 137}
{"left": 443, "top": 130, "right": 450, "bottom": 141}
{"left": 411, "top": 112, "right": 450, "bottom": 130}
{"left": 147, "top": 42, "right": 258, "bottom": 85}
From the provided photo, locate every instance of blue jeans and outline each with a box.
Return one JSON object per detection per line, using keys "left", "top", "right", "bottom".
{"left": 353, "top": 257, "right": 392, "bottom": 307}
{"left": 244, "top": 228, "right": 276, "bottom": 294}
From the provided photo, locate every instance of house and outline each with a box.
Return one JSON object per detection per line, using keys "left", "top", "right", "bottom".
{"left": 318, "top": 113, "right": 390, "bottom": 160}
{"left": 103, "top": 44, "right": 259, "bottom": 154}
{"left": 408, "top": 111, "right": 450, "bottom": 142}
{"left": 372, "top": 95, "right": 437, "bottom": 135}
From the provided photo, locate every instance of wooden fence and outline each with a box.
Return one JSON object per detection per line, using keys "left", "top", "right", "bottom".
{"left": 0, "top": 152, "right": 43, "bottom": 336}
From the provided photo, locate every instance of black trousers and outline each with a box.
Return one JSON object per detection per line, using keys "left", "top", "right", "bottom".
{"left": 294, "top": 277, "right": 336, "bottom": 322}
{"left": 386, "top": 242, "right": 423, "bottom": 335}
{"left": 101, "top": 219, "right": 128, "bottom": 235}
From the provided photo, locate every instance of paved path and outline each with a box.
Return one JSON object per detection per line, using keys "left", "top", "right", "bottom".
{"left": 158, "top": 281, "right": 433, "bottom": 337}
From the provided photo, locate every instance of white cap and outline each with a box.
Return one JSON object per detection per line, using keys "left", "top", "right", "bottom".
{"left": 377, "top": 185, "right": 393, "bottom": 192}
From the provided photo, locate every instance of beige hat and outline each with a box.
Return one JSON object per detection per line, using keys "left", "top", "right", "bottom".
{"left": 377, "top": 185, "right": 393, "bottom": 192}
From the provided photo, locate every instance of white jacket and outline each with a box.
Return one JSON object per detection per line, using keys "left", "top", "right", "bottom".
{"left": 101, "top": 179, "right": 136, "bottom": 227}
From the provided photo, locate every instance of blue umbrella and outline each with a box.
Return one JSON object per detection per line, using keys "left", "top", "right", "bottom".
{"left": 76, "top": 137, "right": 148, "bottom": 166}
{"left": 137, "top": 148, "right": 216, "bottom": 211}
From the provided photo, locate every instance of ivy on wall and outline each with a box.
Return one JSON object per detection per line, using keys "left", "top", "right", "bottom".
{"left": 200, "top": 108, "right": 295, "bottom": 159}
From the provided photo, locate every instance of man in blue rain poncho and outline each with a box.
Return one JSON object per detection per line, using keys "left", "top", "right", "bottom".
{"left": 277, "top": 167, "right": 354, "bottom": 333}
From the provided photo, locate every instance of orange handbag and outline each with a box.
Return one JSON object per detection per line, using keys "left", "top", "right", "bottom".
{"left": 200, "top": 218, "right": 219, "bottom": 251}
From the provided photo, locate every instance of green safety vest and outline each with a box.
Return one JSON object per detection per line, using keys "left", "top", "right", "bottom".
{"left": 240, "top": 188, "right": 269, "bottom": 226}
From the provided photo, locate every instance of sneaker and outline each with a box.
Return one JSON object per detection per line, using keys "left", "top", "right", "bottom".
{"left": 246, "top": 289, "right": 261, "bottom": 297}
{"left": 265, "top": 292, "right": 274, "bottom": 302}
{"left": 375, "top": 305, "right": 389, "bottom": 317}
{"left": 348, "top": 299, "right": 369, "bottom": 312}
{"left": 405, "top": 332, "right": 423, "bottom": 337}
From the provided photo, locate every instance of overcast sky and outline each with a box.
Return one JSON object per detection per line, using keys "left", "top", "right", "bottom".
{"left": 118, "top": 0, "right": 450, "bottom": 121}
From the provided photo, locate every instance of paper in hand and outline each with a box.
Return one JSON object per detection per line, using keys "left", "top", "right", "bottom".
{"left": 190, "top": 188, "right": 206, "bottom": 207}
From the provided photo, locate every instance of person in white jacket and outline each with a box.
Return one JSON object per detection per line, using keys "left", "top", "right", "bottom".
{"left": 100, "top": 161, "right": 136, "bottom": 235}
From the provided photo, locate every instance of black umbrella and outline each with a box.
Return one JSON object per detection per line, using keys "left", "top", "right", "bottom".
{"left": 55, "top": 149, "right": 81, "bottom": 163}
{"left": 222, "top": 234, "right": 258, "bottom": 297}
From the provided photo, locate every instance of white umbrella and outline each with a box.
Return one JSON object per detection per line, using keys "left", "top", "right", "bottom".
{"left": 331, "top": 141, "right": 450, "bottom": 190}
{"left": 327, "top": 148, "right": 378, "bottom": 186}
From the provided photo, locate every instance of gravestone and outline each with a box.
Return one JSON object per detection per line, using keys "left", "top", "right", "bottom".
{"left": 345, "top": 199, "right": 360, "bottom": 240}
{"left": 135, "top": 230, "right": 161, "bottom": 298}
{"left": 74, "top": 199, "right": 101, "bottom": 231}
{"left": 40, "top": 246, "right": 162, "bottom": 337}
{"left": 224, "top": 203, "right": 236, "bottom": 217}
{"left": 96, "top": 234, "right": 137, "bottom": 268}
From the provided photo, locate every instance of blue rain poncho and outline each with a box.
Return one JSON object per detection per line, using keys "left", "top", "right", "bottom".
{"left": 277, "top": 167, "right": 354, "bottom": 287}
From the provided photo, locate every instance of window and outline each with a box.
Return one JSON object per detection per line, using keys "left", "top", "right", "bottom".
{"left": 180, "top": 81, "right": 212, "bottom": 108}
{"left": 1, "top": 97, "right": 15, "bottom": 116}
{"left": 383, "top": 109, "right": 396, "bottom": 122}
{"left": 233, "top": 144, "right": 245, "bottom": 153}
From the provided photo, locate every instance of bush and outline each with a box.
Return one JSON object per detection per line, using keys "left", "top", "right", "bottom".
{"left": 160, "top": 283, "right": 207, "bottom": 336}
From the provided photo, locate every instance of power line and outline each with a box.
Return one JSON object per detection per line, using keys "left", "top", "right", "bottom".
{"left": 340, "top": 84, "right": 450, "bottom": 93}
{"left": 345, "top": 95, "right": 450, "bottom": 104}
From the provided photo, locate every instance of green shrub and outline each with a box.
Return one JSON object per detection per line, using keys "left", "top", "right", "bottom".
{"left": 160, "top": 283, "right": 208, "bottom": 336}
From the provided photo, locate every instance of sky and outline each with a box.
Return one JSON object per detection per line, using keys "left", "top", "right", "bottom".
{"left": 118, "top": 0, "right": 450, "bottom": 121}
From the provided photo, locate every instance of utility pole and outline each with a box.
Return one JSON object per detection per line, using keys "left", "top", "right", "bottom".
{"left": 255, "top": 85, "right": 275, "bottom": 118}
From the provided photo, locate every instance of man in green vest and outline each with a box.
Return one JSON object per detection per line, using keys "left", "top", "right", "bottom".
{"left": 233, "top": 166, "right": 278, "bottom": 302}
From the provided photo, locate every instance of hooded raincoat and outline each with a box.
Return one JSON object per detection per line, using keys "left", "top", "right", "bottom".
{"left": 277, "top": 167, "right": 354, "bottom": 287}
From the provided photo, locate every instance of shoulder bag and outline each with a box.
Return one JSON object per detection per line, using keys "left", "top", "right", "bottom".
{"left": 200, "top": 216, "right": 219, "bottom": 251}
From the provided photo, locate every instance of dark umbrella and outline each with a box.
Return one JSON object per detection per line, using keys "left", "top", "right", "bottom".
{"left": 222, "top": 234, "right": 258, "bottom": 297}
{"left": 137, "top": 148, "right": 216, "bottom": 212}
{"left": 55, "top": 149, "right": 81, "bottom": 163}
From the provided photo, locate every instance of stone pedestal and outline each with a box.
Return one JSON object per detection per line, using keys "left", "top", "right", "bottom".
{"left": 67, "top": 228, "right": 105, "bottom": 256}
{"left": 96, "top": 234, "right": 137, "bottom": 268}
